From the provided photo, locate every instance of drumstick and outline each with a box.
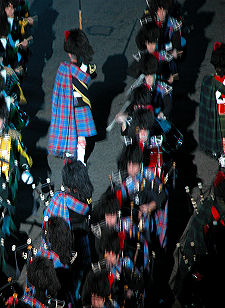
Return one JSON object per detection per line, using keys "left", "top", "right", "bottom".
{"left": 106, "top": 100, "right": 131, "bottom": 132}
{"left": 106, "top": 74, "right": 145, "bottom": 132}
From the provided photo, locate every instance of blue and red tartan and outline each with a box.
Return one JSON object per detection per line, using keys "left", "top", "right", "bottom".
{"left": 43, "top": 191, "right": 89, "bottom": 227}
{"left": 153, "top": 199, "right": 168, "bottom": 248}
{"left": 36, "top": 248, "right": 69, "bottom": 269}
{"left": 40, "top": 191, "right": 89, "bottom": 251}
{"left": 120, "top": 217, "right": 150, "bottom": 271}
{"left": 21, "top": 295, "right": 47, "bottom": 308}
{"left": 110, "top": 257, "right": 133, "bottom": 282}
{"left": 48, "top": 61, "right": 96, "bottom": 158}
{"left": 117, "top": 170, "right": 168, "bottom": 249}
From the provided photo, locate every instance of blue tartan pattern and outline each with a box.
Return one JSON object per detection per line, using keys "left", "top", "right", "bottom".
{"left": 120, "top": 217, "right": 150, "bottom": 270}
{"left": 36, "top": 248, "right": 69, "bottom": 269}
{"left": 42, "top": 191, "right": 89, "bottom": 228}
{"left": 111, "top": 257, "right": 133, "bottom": 279}
{"left": 21, "top": 295, "right": 47, "bottom": 308}
{"left": 119, "top": 171, "right": 168, "bottom": 249}
{"left": 120, "top": 168, "right": 154, "bottom": 198}
{"left": 154, "top": 199, "right": 168, "bottom": 248}
{"left": 40, "top": 191, "right": 89, "bottom": 257}
{"left": 48, "top": 61, "right": 96, "bottom": 157}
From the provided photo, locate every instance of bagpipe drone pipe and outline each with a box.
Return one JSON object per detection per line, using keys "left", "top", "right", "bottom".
{"left": 169, "top": 181, "right": 225, "bottom": 305}
{"left": 0, "top": 236, "right": 37, "bottom": 307}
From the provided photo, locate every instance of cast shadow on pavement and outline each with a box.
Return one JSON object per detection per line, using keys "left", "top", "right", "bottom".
{"left": 85, "top": 54, "right": 128, "bottom": 162}
{"left": 15, "top": 0, "right": 58, "bottom": 226}
{"left": 23, "top": 0, "right": 58, "bottom": 117}
{"left": 15, "top": 117, "right": 50, "bottom": 227}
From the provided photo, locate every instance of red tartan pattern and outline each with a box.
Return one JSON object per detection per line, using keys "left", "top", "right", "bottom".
{"left": 22, "top": 295, "right": 47, "bottom": 307}
{"left": 48, "top": 61, "right": 96, "bottom": 157}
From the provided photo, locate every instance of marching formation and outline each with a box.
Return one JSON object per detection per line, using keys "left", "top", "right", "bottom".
{"left": 0, "top": 0, "right": 225, "bottom": 307}
{"left": 0, "top": 0, "right": 34, "bottom": 271}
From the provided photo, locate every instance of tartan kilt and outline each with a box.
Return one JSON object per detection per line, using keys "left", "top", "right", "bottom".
{"left": 75, "top": 105, "right": 96, "bottom": 137}
{"left": 48, "top": 62, "right": 96, "bottom": 158}
{"left": 48, "top": 105, "right": 96, "bottom": 158}
{"left": 199, "top": 75, "right": 223, "bottom": 156}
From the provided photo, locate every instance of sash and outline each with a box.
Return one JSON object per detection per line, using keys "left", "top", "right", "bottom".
{"left": 71, "top": 70, "right": 91, "bottom": 109}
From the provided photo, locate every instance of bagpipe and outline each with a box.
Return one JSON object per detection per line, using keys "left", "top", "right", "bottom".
{"left": 31, "top": 177, "right": 55, "bottom": 209}
{"left": 0, "top": 277, "right": 18, "bottom": 308}
{"left": 132, "top": 48, "right": 174, "bottom": 63}
{"left": 169, "top": 181, "right": 225, "bottom": 297}
{"left": 0, "top": 237, "right": 37, "bottom": 307}
{"left": 91, "top": 255, "right": 144, "bottom": 308}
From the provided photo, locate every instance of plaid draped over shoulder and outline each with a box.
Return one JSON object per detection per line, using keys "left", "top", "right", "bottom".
{"left": 199, "top": 75, "right": 225, "bottom": 156}
{"left": 48, "top": 61, "right": 96, "bottom": 158}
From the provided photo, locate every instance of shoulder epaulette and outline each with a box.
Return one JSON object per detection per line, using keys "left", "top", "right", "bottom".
{"left": 88, "top": 64, "right": 96, "bottom": 75}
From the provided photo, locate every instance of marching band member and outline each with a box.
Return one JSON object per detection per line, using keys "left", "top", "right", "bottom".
{"left": 0, "top": 74, "right": 28, "bottom": 131}
{"left": 0, "top": 95, "right": 32, "bottom": 271}
{"left": 169, "top": 171, "right": 225, "bottom": 307}
{"left": 125, "top": 53, "right": 173, "bottom": 124}
{"left": 140, "top": 0, "right": 184, "bottom": 79}
{"left": 82, "top": 270, "right": 112, "bottom": 308}
{"left": 199, "top": 42, "right": 225, "bottom": 164}
{"left": 115, "top": 144, "right": 168, "bottom": 248}
{"left": 36, "top": 216, "right": 76, "bottom": 307}
{"left": 18, "top": 256, "right": 62, "bottom": 307}
{"left": 40, "top": 160, "right": 93, "bottom": 303}
{"left": 97, "top": 230, "right": 144, "bottom": 308}
{"left": 134, "top": 22, "right": 175, "bottom": 84}
{"left": 48, "top": 28, "right": 97, "bottom": 165}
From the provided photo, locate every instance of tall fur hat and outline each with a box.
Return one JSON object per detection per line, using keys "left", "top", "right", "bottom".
{"left": 135, "top": 22, "right": 159, "bottom": 51}
{"left": 99, "top": 229, "right": 120, "bottom": 257}
{"left": 1, "top": 0, "right": 19, "bottom": 8}
{"left": 150, "top": 0, "right": 170, "bottom": 13}
{"left": 62, "top": 159, "right": 93, "bottom": 200}
{"left": 117, "top": 144, "right": 143, "bottom": 172}
{"left": 82, "top": 270, "right": 110, "bottom": 306}
{"left": 64, "top": 28, "right": 94, "bottom": 64}
{"left": 130, "top": 84, "right": 153, "bottom": 107}
{"left": 139, "top": 53, "right": 158, "bottom": 75}
{"left": 210, "top": 42, "right": 225, "bottom": 76}
{"left": 27, "top": 256, "right": 61, "bottom": 298}
{"left": 127, "top": 109, "right": 155, "bottom": 142}
{"left": 93, "top": 188, "right": 120, "bottom": 222}
{"left": 43, "top": 216, "right": 72, "bottom": 265}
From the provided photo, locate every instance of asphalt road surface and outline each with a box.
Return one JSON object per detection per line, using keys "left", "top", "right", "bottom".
{"left": 2, "top": 0, "right": 225, "bottom": 305}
